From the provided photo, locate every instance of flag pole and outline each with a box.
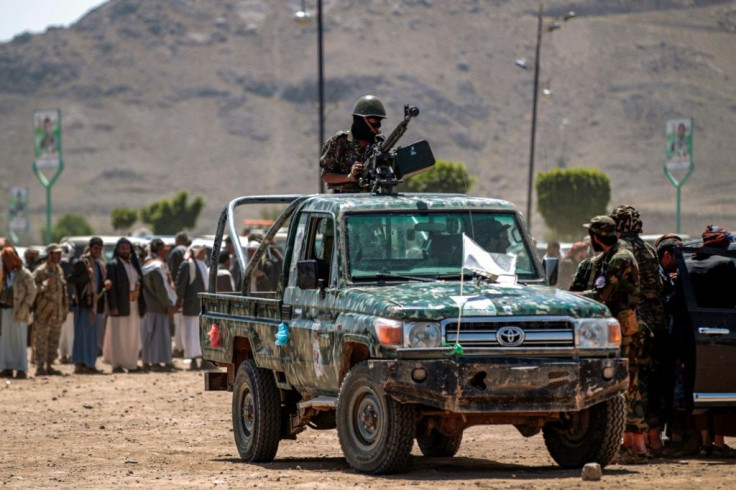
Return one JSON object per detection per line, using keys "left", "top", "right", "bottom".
{"left": 449, "top": 238, "right": 466, "bottom": 356}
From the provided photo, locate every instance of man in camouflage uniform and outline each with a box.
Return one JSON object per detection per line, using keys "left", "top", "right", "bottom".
{"left": 32, "top": 243, "right": 69, "bottom": 376}
{"left": 610, "top": 205, "right": 666, "bottom": 456}
{"left": 320, "top": 95, "right": 387, "bottom": 193}
{"left": 575, "top": 216, "right": 649, "bottom": 462}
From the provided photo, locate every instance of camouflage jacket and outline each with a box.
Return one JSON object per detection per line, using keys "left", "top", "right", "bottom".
{"left": 581, "top": 242, "right": 640, "bottom": 317}
{"left": 33, "top": 262, "right": 68, "bottom": 324}
{"left": 619, "top": 233, "right": 666, "bottom": 331}
{"left": 320, "top": 130, "right": 368, "bottom": 193}
{"left": 569, "top": 257, "right": 594, "bottom": 292}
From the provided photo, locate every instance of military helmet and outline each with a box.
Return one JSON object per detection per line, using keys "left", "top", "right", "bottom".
{"left": 352, "top": 95, "right": 387, "bottom": 118}
{"left": 583, "top": 216, "right": 617, "bottom": 237}
{"left": 610, "top": 205, "right": 642, "bottom": 234}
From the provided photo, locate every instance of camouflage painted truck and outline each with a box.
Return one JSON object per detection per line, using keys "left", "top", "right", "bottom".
{"left": 199, "top": 192, "right": 628, "bottom": 474}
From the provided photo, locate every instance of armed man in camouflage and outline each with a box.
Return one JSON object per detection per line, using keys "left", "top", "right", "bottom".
{"left": 32, "top": 243, "right": 69, "bottom": 376}
{"left": 320, "top": 95, "right": 386, "bottom": 193}
{"left": 610, "top": 205, "right": 666, "bottom": 456}
{"left": 575, "top": 216, "right": 649, "bottom": 462}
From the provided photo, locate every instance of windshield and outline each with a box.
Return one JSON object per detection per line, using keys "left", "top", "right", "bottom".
{"left": 345, "top": 211, "right": 538, "bottom": 280}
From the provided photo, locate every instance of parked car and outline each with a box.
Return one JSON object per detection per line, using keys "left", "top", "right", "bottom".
{"left": 674, "top": 245, "right": 736, "bottom": 410}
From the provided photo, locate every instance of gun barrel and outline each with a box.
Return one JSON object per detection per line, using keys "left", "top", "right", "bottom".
{"left": 379, "top": 105, "right": 419, "bottom": 152}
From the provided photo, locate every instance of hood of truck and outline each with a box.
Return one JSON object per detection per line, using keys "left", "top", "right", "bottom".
{"left": 343, "top": 282, "right": 610, "bottom": 320}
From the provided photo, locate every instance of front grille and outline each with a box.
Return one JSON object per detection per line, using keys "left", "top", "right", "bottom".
{"left": 443, "top": 316, "right": 575, "bottom": 348}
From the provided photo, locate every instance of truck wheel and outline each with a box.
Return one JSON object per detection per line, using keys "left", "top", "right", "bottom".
{"left": 542, "top": 394, "right": 625, "bottom": 468}
{"left": 232, "top": 359, "right": 281, "bottom": 462}
{"left": 336, "top": 362, "right": 414, "bottom": 474}
{"left": 417, "top": 429, "right": 463, "bottom": 458}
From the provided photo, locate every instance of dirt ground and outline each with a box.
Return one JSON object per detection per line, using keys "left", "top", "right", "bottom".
{"left": 1, "top": 356, "right": 734, "bottom": 489}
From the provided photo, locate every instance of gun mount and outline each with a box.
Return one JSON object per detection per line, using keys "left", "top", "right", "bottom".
{"left": 359, "top": 105, "right": 435, "bottom": 194}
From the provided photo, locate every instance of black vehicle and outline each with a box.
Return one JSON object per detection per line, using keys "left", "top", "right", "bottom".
{"left": 675, "top": 246, "right": 736, "bottom": 409}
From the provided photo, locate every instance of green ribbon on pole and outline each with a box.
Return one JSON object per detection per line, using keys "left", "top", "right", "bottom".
{"left": 446, "top": 342, "right": 465, "bottom": 357}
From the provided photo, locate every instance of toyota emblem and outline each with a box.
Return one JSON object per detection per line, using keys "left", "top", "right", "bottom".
{"left": 496, "top": 326, "right": 525, "bottom": 347}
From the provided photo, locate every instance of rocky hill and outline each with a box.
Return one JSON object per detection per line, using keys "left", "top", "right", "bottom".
{"left": 1, "top": 0, "right": 735, "bottom": 242}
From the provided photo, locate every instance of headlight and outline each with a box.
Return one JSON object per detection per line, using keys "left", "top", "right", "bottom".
{"left": 575, "top": 318, "right": 621, "bottom": 349}
{"left": 404, "top": 322, "right": 442, "bottom": 348}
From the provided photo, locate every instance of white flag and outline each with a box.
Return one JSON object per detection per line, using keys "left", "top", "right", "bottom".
{"left": 462, "top": 234, "right": 517, "bottom": 283}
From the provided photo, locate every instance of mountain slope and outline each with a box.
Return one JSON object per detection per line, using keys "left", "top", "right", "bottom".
{"left": 1, "top": 0, "right": 735, "bottom": 241}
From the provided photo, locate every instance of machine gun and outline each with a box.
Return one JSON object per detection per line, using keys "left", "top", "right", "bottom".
{"left": 359, "top": 104, "right": 435, "bottom": 194}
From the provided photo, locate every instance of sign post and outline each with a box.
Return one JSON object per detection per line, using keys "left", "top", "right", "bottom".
{"left": 664, "top": 117, "right": 694, "bottom": 234}
{"left": 7, "top": 186, "right": 28, "bottom": 245}
{"left": 32, "top": 109, "right": 64, "bottom": 244}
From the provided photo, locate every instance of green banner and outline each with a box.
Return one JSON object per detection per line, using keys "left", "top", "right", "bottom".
{"left": 8, "top": 186, "right": 28, "bottom": 231}
{"left": 33, "top": 108, "right": 64, "bottom": 244}
{"left": 664, "top": 117, "right": 693, "bottom": 179}
{"left": 664, "top": 117, "right": 694, "bottom": 234}
{"left": 33, "top": 109, "right": 62, "bottom": 169}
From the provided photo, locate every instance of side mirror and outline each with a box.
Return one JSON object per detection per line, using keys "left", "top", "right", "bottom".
{"left": 543, "top": 257, "right": 559, "bottom": 286}
{"left": 297, "top": 260, "right": 319, "bottom": 289}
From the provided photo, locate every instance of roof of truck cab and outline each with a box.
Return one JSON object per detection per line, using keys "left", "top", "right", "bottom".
{"left": 298, "top": 193, "right": 519, "bottom": 215}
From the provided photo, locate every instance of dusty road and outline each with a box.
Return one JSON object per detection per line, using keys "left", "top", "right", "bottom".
{"left": 1, "top": 359, "right": 734, "bottom": 489}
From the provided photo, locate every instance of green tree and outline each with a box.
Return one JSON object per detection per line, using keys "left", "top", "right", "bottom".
{"left": 139, "top": 190, "right": 205, "bottom": 235}
{"left": 536, "top": 168, "right": 611, "bottom": 241}
{"left": 51, "top": 213, "right": 94, "bottom": 243}
{"left": 399, "top": 160, "right": 476, "bottom": 193}
{"left": 111, "top": 208, "right": 138, "bottom": 233}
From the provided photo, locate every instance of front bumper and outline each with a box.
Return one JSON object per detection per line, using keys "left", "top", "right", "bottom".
{"left": 367, "top": 356, "right": 628, "bottom": 413}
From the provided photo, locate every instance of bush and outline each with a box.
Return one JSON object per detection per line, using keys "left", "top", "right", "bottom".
{"left": 52, "top": 214, "right": 94, "bottom": 243}
{"left": 400, "top": 160, "right": 475, "bottom": 194}
{"left": 536, "top": 168, "right": 611, "bottom": 241}
{"left": 111, "top": 208, "right": 138, "bottom": 233}
{"left": 139, "top": 190, "right": 205, "bottom": 235}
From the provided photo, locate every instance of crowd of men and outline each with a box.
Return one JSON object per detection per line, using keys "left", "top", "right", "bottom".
{"left": 560, "top": 206, "right": 736, "bottom": 461}
{"left": 0, "top": 230, "right": 280, "bottom": 378}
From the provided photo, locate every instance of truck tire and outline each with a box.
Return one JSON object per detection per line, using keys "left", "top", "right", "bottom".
{"left": 417, "top": 429, "right": 463, "bottom": 458}
{"left": 542, "top": 393, "right": 625, "bottom": 468}
{"left": 336, "top": 362, "right": 414, "bottom": 474}
{"left": 232, "top": 359, "right": 281, "bottom": 462}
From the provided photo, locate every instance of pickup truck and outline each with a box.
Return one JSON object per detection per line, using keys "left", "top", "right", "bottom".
{"left": 199, "top": 193, "right": 628, "bottom": 474}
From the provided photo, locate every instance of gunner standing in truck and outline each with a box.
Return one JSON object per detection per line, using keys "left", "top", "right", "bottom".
{"left": 320, "top": 95, "right": 387, "bottom": 193}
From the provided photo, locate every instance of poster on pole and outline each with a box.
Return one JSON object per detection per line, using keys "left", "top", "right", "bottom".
{"left": 665, "top": 117, "right": 693, "bottom": 173}
{"left": 33, "top": 109, "right": 62, "bottom": 170}
{"left": 8, "top": 186, "right": 28, "bottom": 231}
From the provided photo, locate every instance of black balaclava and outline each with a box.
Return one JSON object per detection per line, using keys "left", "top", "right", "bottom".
{"left": 589, "top": 231, "right": 604, "bottom": 253}
{"left": 351, "top": 115, "right": 379, "bottom": 144}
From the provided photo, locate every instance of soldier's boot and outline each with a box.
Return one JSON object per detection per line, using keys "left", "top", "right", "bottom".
{"left": 189, "top": 358, "right": 199, "bottom": 371}
{"left": 648, "top": 429, "right": 664, "bottom": 456}
{"left": 629, "top": 432, "right": 649, "bottom": 456}
{"left": 35, "top": 365, "right": 47, "bottom": 377}
{"left": 45, "top": 363, "right": 62, "bottom": 376}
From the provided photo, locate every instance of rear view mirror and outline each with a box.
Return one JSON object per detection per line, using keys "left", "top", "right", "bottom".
{"left": 543, "top": 257, "right": 559, "bottom": 286}
{"left": 297, "top": 260, "right": 319, "bottom": 289}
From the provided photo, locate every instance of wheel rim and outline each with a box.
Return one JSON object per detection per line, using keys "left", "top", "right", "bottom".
{"left": 350, "top": 386, "right": 384, "bottom": 450}
{"left": 239, "top": 386, "right": 255, "bottom": 436}
{"left": 556, "top": 409, "right": 591, "bottom": 445}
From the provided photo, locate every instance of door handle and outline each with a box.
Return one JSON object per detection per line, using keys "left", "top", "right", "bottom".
{"left": 698, "top": 327, "right": 730, "bottom": 336}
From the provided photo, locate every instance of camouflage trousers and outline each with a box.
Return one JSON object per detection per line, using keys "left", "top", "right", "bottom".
{"left": 34, "top": 320, "right": 63, "bottom": 366}
{"left": 621, "top": 328, "right": 653, "bottom": 433}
